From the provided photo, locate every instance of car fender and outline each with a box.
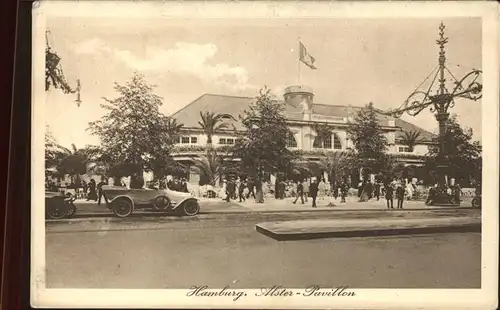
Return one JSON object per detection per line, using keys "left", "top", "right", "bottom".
{"left": 171, "top": 197, "right": 198, "bottom": 210}
{"left": 108, "top": 195, "right": 135, "bottom": 208}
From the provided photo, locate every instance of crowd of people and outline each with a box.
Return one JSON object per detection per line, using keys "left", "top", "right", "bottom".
{"left": 45, "top": 172, "right": 470, "bottom": 209}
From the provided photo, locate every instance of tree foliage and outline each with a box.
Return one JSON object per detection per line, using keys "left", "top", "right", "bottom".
{"left": 346, "top": 102, "right": 389, "bottom": 172}
{"left": 87, "top": 73, "right": 178, "bottom": 186}
{"left": 425, "top": 114, "right": 482, "bottom": 186}
{"left": 190, "top": 151, "right": 225, "bottom": 186}
{"left": 45, "top": 126, "right": 67, "bottom": 169}
{"left": 318, "top": 151, "right": 355, "bottom": 183}
{"left": 312, "top": 123, "right": 333, "bottom": 148}
{"left": 198, "top": 111, "right": 235, "bottom": 145}
{"left": 399, "top": 130, "right": 422, "bottom": 152}
{"left": 232, "top": 87, "right": 295, "bottom": 201}
{"left": 45, "top": 47, "right": 77, "bottom": 94}
{"left": 232, "top": 87, "right": 295, "bottom": 174}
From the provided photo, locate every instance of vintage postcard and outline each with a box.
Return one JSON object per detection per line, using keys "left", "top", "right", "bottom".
{"left": 32, "top": 1, "right": 499, "bottom": 309}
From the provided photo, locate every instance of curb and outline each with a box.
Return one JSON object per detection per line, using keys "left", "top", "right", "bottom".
{"left": 45, "top": 207, "right": 479, "bottom": 224}
{"left": 255, "top": 222, "right": 482, "bottom": 241}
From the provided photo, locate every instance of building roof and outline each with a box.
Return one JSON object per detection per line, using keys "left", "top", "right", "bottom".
{"left": 172, "top": 93, "right": 436, "bottom": 143}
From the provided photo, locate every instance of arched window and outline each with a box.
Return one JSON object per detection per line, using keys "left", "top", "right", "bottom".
{"left": 333, "top": 133, "right": 342, "bottom": 149}
{"left": 313, "top": 135, "right": 333, "bottom": 149}
{"left": 286, "top": 132, "right": 298, "bottom": 147}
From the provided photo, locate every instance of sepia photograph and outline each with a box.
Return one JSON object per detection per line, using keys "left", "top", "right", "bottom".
{"left": 31, "top": 1, "right": 498, "bottom": 309}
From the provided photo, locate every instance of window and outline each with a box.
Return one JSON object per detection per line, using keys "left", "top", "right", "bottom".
{"left": 333, "top": 134, "right": 342, "bottom": 149}
{"left": 398, "top": 146, "right": 411, "bottom": 153}
{"left": 190, "top": 137, "right": 198, "bottom": 144}
{"left": 219, "top": 137, "right": 235, "bottom": 145}
{"left": 286, "top": 132, "right": 298, "bottom": 147}
{"left": 181, "top": 136, "right": 190, "bottom": 144}
{"left": 323, "top": 135, "right": 332, "bottom": 149}
{"left": 313, "top": 135, "right": 332, "bottom": 149}
{"left": 174, "top": 136, "right": 180, "bottom": 144}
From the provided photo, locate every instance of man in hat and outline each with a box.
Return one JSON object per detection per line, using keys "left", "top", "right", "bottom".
{"left": 310, "top": 178, "right": 319, "bottom": 208}
{"left": 385, "top": 181, "right": 394, "bottom": 209}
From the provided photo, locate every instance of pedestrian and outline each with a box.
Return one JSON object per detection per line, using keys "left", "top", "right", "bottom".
{"left": 454, "top": 183, "right": 462, "bottom": 204}
{"left": 340, "top": 181, "right": 348, "bottom": 203}
{"left": 396, "top": 183, "right": 405, "bottom": 209}
{"left": 226, "top": 178, "right": 236, "bottom": 202}
{"left": 302, "top": 179, "right": 310, "bottom": 202}
{"left": 357, "top": 181, "right": 363, "bottom": 198}
{"left": 374, "top": 181, "right": 381, "bottom": 201}
{"left": 385, "top": 182, "right": 394, "bottom": 209}
{"left": 365, "top": 180, "right": 373, "bottom": 200}
{"left": 278, "top": 179, "right": 286, "bottom": 199}
{"left": 318, "top": 179, "right": 327, "bottom": 200}
{"left": 293, "top": 180, "right": 305, "bottom": 204}
{"left": 97, "top": 177, "right": 109, "bottom": 206}
{"left": 246, "top": 177, "right": 256, "bottom": 199}
{"left": 425, "top": 184, "right": 438, "bottom": 205}
{"left": 238, "top": 179, "right": 247, "bottom": 202}
{"left": 310, "top": 178, "right": 319, "bottom": 208}
{"left": 87, "top": 179, "right": 97, "bottom": 201}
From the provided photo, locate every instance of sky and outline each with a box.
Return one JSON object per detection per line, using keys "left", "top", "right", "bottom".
{"left": 44, "top": 16, "right": 482, "bottom": 149}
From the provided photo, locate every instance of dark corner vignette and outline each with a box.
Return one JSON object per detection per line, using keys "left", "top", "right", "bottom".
{"left": 2, "top": 0, "right": 31, "bottom": 310}
{"left": 0, "top": 0, "right": 17, "bottom": 305}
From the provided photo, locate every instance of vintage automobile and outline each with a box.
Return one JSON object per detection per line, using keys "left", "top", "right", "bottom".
{"left": 45, "top": 191, "right": 77, "bottom": 219}
{"left": 424, "top": 186, "right": 460, "bottom": 206}
{"left": 101, "top": 185, "right": 201, "bottom": 218}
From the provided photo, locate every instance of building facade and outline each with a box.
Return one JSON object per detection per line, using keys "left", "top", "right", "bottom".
{"left": 171, "top": 85, "right": 436, "bottom": 184}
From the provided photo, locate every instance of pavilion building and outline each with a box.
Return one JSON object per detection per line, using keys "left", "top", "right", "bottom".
{"left": 170, "top": 85, "right": 436, "bottom": 185}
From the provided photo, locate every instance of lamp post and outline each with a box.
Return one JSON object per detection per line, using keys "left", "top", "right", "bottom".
{"left": 384, "top": 22, "right": 482, "bottom": 188}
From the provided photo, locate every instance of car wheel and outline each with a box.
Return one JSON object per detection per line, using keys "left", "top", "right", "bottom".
{"left": 153, "top": 195, "right": 171, "bottom": 211}
{"left": 472, "top": 197, "right": 478, "bottom": 208}
{"left": 112, "top": 198, "right": 133, "bottom": 218}
{"left": 46, "top": 198, "right": 68, "bottom": 220}
{"left": 182, "top": 200, "right": 200, "bottom": 216}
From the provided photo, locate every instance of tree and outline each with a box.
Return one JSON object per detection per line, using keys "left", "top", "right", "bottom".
{"left": 164, "top": 117, "right": 184, "bottom": 145}
{"left": 400, "top": 130, "right": 422, "bottom": 152}
{"left": 346, "top": 102, "right": 389, "bottom": 175}
{"left": 45, "top": 125, "right": 67, "bottom": 169}
{"left": 87, "top": 72, "right": 174, "bottom": 188}
{"left": 190, "top": 151, "right": 225, "bottom": 186}
{"left": 198, "top": 111, "right": 235, "bottom": 147}
{"left": 318, "top": 151, "right": 355, "bottom": 183}
{"left": 56, "top": 144, "right": 88, "bottom": 179}
{"left": 312, "top": 123, "right": 333, "bottom": 148}
{"left": 232, "top": 87, "right": 295, "bottom": 203}
{"left": 425, "top": 114, "right": 481, "bottom": 186}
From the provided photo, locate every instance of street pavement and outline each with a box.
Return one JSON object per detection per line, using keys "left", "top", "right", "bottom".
{"left": 46, "top": 208, "right": 481, "bottom": 289}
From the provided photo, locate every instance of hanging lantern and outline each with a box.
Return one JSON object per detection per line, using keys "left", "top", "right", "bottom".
{"left": 75, "top": 79, "right": 82, "bottom": 107}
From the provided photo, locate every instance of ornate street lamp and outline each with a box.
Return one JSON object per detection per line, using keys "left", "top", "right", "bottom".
{"left": 383, "top": 22, "right": 482, "bottom": 189}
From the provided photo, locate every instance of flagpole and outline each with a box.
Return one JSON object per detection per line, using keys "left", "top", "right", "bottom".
{"left": 297, "top": 38, "right": 301, "bottom": 85}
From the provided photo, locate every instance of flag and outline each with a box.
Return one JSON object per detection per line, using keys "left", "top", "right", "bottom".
{"left": 299, "top": 41, "right": 317, "bottom": 70}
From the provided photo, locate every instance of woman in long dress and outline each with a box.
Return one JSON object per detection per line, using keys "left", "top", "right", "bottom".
{"left": 406, "top": 181, "right": 414, "bottom": 200}
{"left": 220, "top": 180, "right": 227, "bottom": 200}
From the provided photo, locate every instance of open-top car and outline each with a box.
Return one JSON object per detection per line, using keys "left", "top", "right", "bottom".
{"left": 101, "top": 185, "right": 200, "bottom": 218}
{"left": 45, "top": 191, "right": 77, "bottom": 219}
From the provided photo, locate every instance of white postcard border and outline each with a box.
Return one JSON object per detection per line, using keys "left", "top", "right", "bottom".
{"left": 31, "top": 1, "right": 499, "bottom": 309}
